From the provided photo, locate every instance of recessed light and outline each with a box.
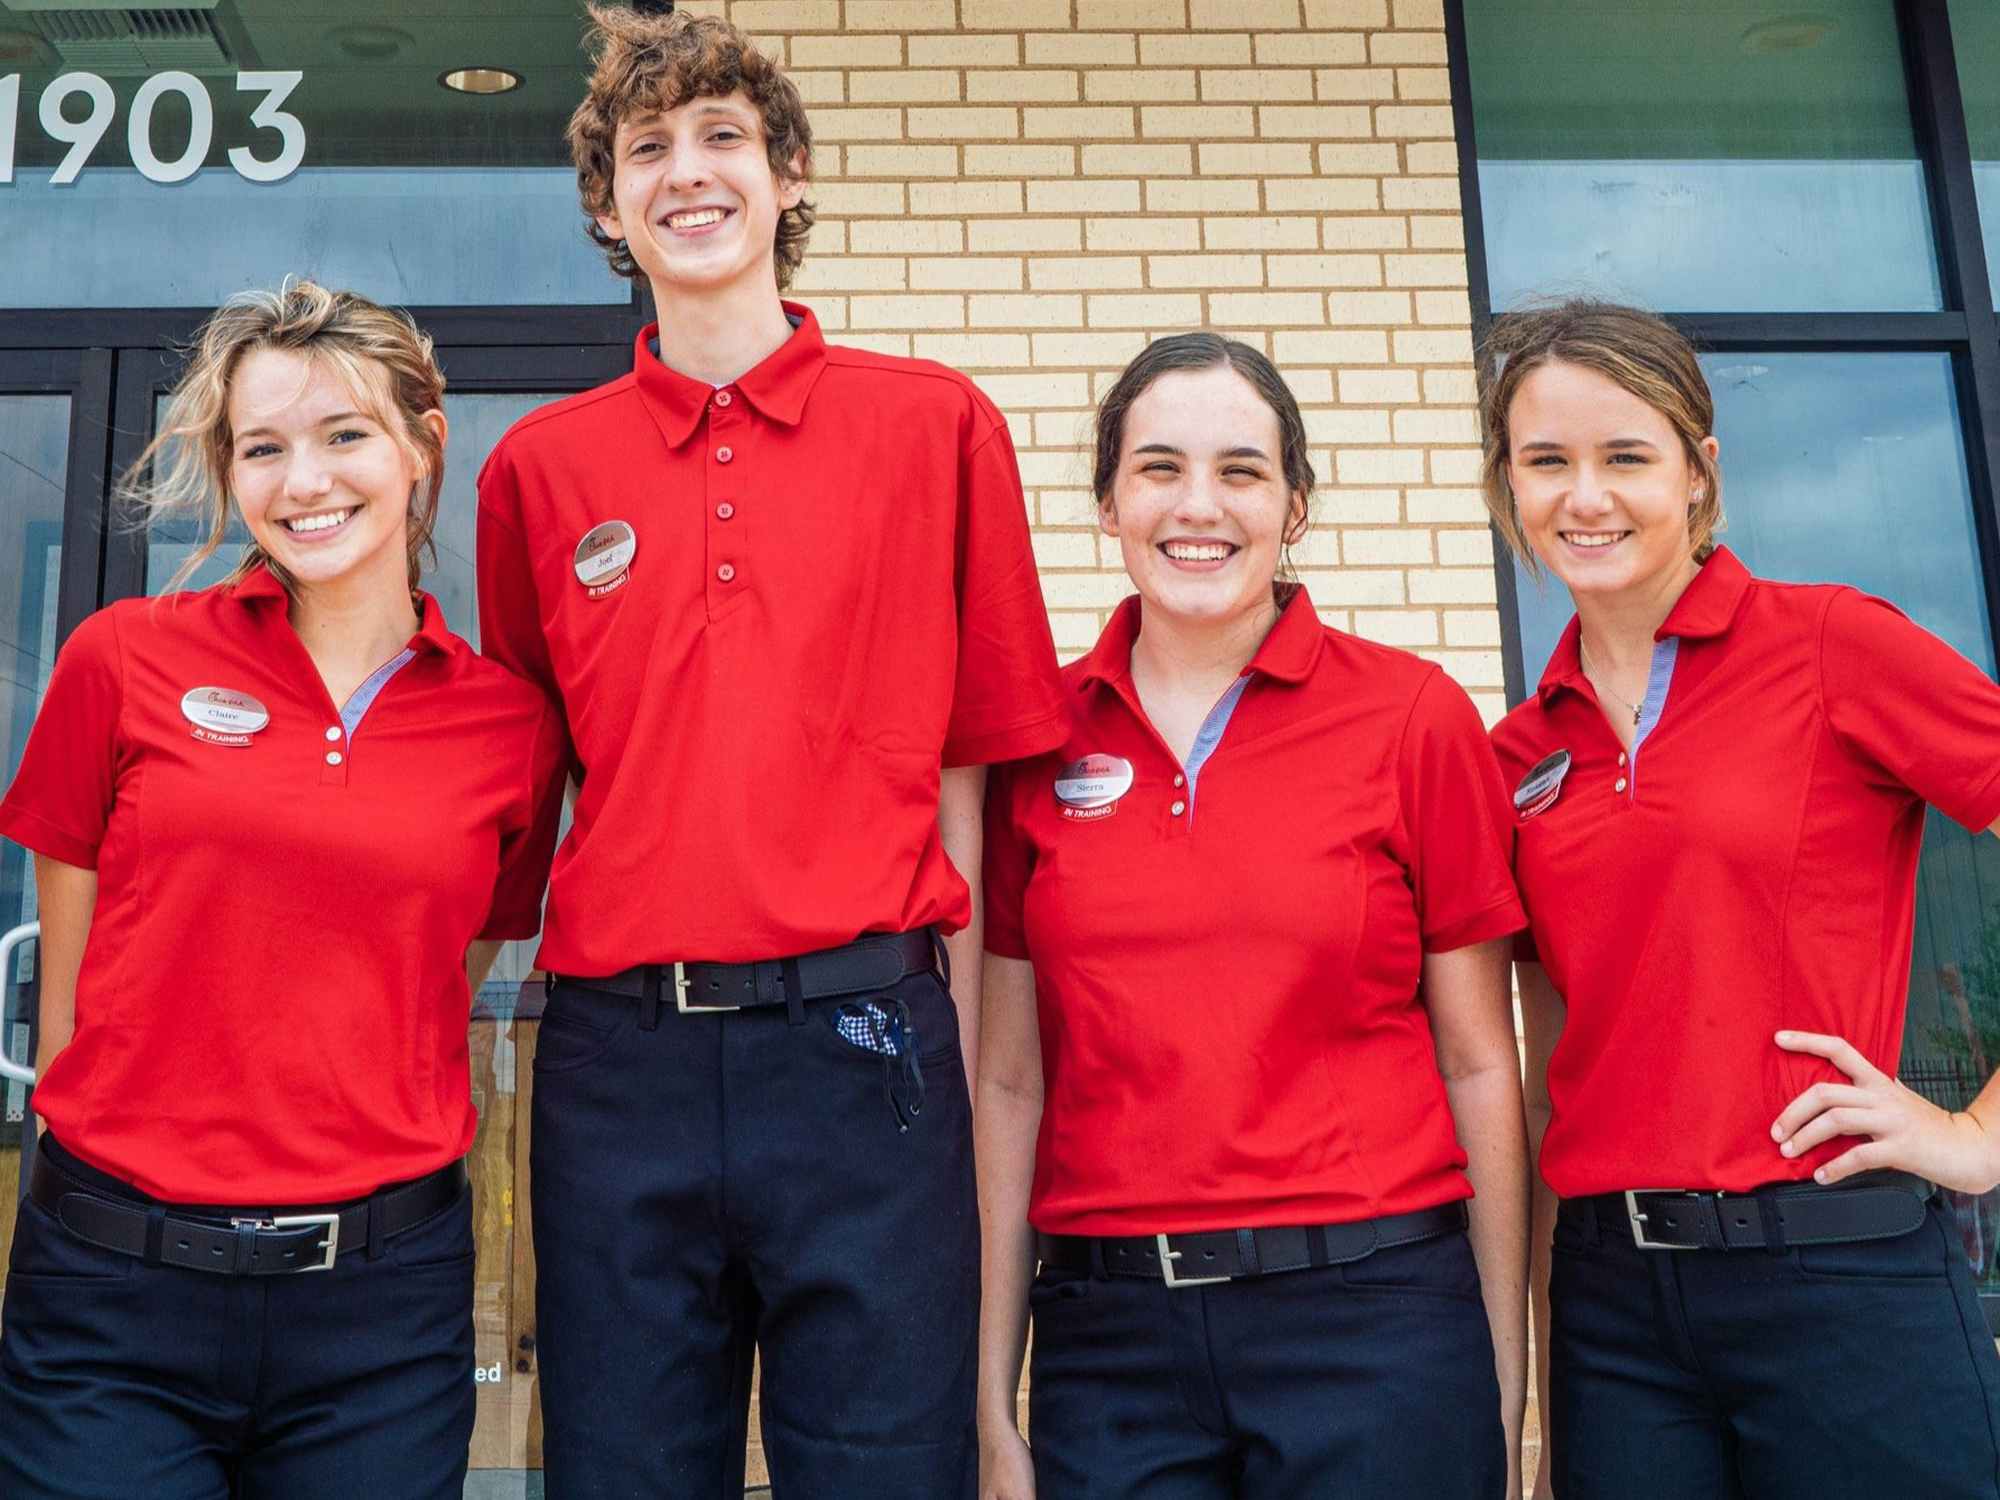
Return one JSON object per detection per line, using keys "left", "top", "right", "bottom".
{"left": 330, "top": 24, "right": 416, "bottom": 63}
{"left": 440, "top": 67, "right": 524, "bottom": 95}
{"left": 1741, "top": 15, "right": 1836, "bottom": 55}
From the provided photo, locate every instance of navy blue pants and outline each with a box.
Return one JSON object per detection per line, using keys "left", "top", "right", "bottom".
{"left": 0, "top": 1134, "right": 475, "bottom": 1500}
{"left": 1027, "top": 1226, "right": 1505, "bottom": 1499}
{"left": 1550, "top": 1193, "right": 2000, "bottom": 1499}
{"left": 530, "top": 963, "right": 978, "bottom": 1498}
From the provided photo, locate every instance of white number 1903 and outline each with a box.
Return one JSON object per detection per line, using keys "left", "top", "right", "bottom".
{"left": 1, "top": 70, "right": 305, "bottom": 187}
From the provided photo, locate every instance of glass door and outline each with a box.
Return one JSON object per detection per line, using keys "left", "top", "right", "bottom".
{"left": 0, "top": 346, "right": 115, "bottom": 1265}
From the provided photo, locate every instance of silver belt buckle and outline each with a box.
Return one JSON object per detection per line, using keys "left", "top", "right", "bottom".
{"left": 1156, "top": 1232, "right": 1228, "bottom": 1288}
{"left": 1624, "top": 1189, "right": 1694, "bottom": 1250}
{"left": 235, "top": 1212, "right": 341, "bottom": 1272}
{"left": 672, "top": 961, "right": 740, "bottom": 1013}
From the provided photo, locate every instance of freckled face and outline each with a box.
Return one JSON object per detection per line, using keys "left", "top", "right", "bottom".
{"left": 1101, "top": 365, "right": 1306, "bottom": 630}
{"left": 227, "top": 348, "right": 436, "bottom": 595}
{"left": 595, "top": 90, "right": 806, "bottom": 297}
{"left": 1505, "top": 360, "right": 1717, "bottom": 601}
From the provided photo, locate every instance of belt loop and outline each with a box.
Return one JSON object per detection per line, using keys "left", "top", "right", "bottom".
{"left": 1756, "top": 1191, "right": 1788, "bottom": 1256}
{"left": 143, "top": 1205, "right": 167, "bottom": 1267}
{"left": 367, "top": 1189, "right": 388, "bottom": 1261}
{"left": 1579, "top": 1198, "right": 1602, "bottom": 1250}
{"left": 930, "top": 926, "right": 951, "bottom": 990}
{"left": 1306, "top": 1223, "right": 1329, "bottom": 1268}
{"left": 233, "top": 1221, "right": 259, "bottom": 1274}
{"left": 638, "top": 966, "right": 662, "bottom": 1031}
{"left": 1089, "top": 1237, "right": 1107, "bottom": 1279}
{"left": 1235, "top": 1227, "right": 1259, "bottom": 1276}
{"left": 782, "top": 957, "right": 806, "bottom": 1026}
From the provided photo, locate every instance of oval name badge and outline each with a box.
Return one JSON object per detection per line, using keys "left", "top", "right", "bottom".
{"left": 181, "top": 686, "right": 269, "bottom": 748}
{"left": 573, "top": 520, "right": 637, "bottom": 597}
{"left": 1054, "top": 754, "right": 1134, "bottom": 822}
{"left": 1513, "top": 748, "right": 1572, "bottom": 820}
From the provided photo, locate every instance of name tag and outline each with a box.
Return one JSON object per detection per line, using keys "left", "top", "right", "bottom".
{"left": 574, "top": 520, "right": 637, "bottom": 598}
{"left": 1514, "top": 749, "right": 1571, "bottom": 820}
{"left": 181, "top": 686, "right": 269, "bottom": 748}
{"left": 1054, "top": 754, "right": 1133, "bottom": 822}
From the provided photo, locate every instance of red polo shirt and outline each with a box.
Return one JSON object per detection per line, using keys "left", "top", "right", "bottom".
{"left": 984, "top": 589, "right": 1525, "bottom": 1236}
{"left": 1492, "top": 547, "right": 2000, "bottom": 1198}
{"left": 477, "top": 304, "right": 1066, "bottom": 973}
{"left": 0, "top": 568, "right": 566, "bottom": 1203}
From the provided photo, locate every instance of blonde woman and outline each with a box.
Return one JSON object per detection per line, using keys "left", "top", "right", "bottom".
{"left": 1487, "top": 299, "right": 2000, "bottom": 1500}
{"left": 0, "top": 282, "right": 564, "bottom": 1499}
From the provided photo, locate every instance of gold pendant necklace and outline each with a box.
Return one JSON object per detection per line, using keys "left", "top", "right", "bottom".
{"left": 1580, "top": 642, "right": 1643, "bottom": 727}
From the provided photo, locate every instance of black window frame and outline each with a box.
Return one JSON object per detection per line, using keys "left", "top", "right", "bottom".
{"left": 1445, "top": 0, "right": 2000, "bottom": 706}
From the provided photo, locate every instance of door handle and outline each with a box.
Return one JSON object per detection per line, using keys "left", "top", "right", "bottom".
{"left": 0, "top": 920, "right": 39, "bottom": 1084}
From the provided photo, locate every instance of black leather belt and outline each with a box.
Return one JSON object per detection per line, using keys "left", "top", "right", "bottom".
{"left": 1038, "top": 1202, "right": 1468, "bottom": 1288}
{"left": 30, "top": 1150, "right": 467, "bottom": 1276}
{"left": 561, "top": 928, "right": 938, "bottom": 1014}
{"left": 1582, "top": 1172, "right": 1934, "bottom": 1251}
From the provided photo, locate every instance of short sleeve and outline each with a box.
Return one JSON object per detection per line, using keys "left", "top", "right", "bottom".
{"left": 480, "top": 699, "right": 570, "bottom": 941}
{"left": 981, "top": 759, "right": 1035, "bottom": 959}
{"left": 0, "top": 608, "right": 125, "bottom": 869}
{"left": 943, "top": 402, "right": 1067, "bottom": 768}
{"left": 1400, "top": 669, "right": 1526, "bottom": 953}
{"left": 1821, "top": 589, "right": 2000, "bottom": 833}
{"left": 476, "top": 447, "right": 566, "bottom": 714}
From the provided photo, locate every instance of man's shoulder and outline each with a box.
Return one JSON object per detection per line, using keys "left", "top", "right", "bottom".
{"left": 818, "top": 344, "right": 1004, "bottom": 428}
{"left": 483, "top": 376, "right": 642, "bottom": 469}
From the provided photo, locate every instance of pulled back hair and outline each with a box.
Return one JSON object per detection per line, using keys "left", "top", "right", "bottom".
{"left": 568, "top": 3, "right": 816, "bottom": 289}
{"left": 1478, "top": 298, "right": 1723, "bottom": 574}
{"left": 120, "top": 280, "right": 447, "bottom": 595}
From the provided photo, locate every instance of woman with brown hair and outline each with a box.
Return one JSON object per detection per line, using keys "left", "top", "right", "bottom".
{"left": 1486, "top": 298, "right": 2000, "bottom": 1499}
{"left": 0, "top": 281, "right": 564, "bottom": 1499}
{"left": 977, "top": 332, "right": 1530, "bottom": 1499}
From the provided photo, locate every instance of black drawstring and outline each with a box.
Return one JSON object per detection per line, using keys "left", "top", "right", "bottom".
{"left": 864, "top": 998, "right": 926, "bottom": 1133}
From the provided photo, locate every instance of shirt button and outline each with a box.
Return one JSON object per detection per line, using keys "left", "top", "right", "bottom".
{"left": 716, "top": 502, "right": 735, "bottom": 520}
{"left": 716, "top": 446, "right": 734, "bottom": 463}
{"left": 326, "top": 750, "right": 344, "bottom": 767}
{"left": 714, "top": 390, "right": 733, "bottom": 407}
{"left": 1172, "top": 773, "right": 1185, "bottom": 788}
{"left": 1170, "top": 799, "right": 1187, "bottom": 816}
{"left": 1614, "top": 777, "right": 1627, "bottom": 792}
{"left": 717, "top": 563, "right": 736, "bottom": 582}
{"left": 1617, "top": 751, "right": 1627, "bottom": 766}
{"left": 324, "top": 726, "right": 341, "bottom": 742}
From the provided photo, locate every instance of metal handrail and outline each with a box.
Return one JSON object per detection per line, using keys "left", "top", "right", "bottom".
{"left": 0, "top": 921, "right": 39, "bottom": 1085}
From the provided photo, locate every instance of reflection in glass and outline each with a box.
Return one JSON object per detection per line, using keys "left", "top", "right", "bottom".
{"left": 1949, "top": 0, "right": 2000, "bottom": 295}
{"left": 1466, "top": 1, "right": 1942, "bottom": 311}
{"left": 1506, "top": 351, "right": 2000, "bottom": 1292}
{"left": 0, "top": 393, "right": 70, "bottom": 1277}
{"left": 0, "top": 3, "right": 620, "bottom": 307}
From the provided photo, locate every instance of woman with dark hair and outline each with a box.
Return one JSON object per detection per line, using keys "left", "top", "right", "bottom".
{"left": 1486, "top": 299, "right": 2000, "bottom": 1500}
{"left": 975, "top": 333, "right": 1530, "bottom": 1500}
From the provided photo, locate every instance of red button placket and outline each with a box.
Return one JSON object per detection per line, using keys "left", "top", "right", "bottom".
{"left": 705, "top": 390, "right": 743, "bottom": 615}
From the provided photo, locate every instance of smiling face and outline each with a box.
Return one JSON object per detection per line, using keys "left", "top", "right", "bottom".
{"left": 594, "top": 90, "right": 806, "bottom": 301}
{"left": 1505, "top": 359, "right": 1719, "bottom": 602}
{"left": 1101, "top": 364, "right": 1307, "bottom": 632}
{"left": 227, "top": 347, "right": 441, "bottom": 597}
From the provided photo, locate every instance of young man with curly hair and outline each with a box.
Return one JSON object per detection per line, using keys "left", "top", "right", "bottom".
{"left": 475, "top": 6, "right": 1065, "bottom": 1495}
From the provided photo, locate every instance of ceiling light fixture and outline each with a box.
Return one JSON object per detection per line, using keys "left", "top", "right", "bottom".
{"left": 440, "top": 67, "right": 524, "bottom": 95}
{"left": 1740, "top": 15, "right": 1836, "bottom": 55}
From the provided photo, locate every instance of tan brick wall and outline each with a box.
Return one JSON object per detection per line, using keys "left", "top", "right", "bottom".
{"left": 681, "top": 0, "right": 1504, "bottom": 724}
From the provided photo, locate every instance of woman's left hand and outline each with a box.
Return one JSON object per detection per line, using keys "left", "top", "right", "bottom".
{"left": 1770, "top": 1030, "right": 2000, "bottom": 1194}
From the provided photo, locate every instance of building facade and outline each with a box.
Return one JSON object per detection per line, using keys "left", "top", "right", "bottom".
{"left": 0, "top": 0, "right": 1996, "bottom": 1490}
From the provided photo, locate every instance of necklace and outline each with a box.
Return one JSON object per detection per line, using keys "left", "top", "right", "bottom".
{"left": 1579, "top": 641, "right": 1643, "bottom": 727}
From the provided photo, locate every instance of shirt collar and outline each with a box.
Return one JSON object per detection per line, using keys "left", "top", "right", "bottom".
{"left": 1534, "top": 546, "right": 1752, "bottom": 706}
{"left": 228, "top": 563, "right": 459, "bottom": 657}
{"left": 1077, "top": 585, "right": 1325, "bottom": 696}
{"left": 630, "top": 300, "right": 828, "bottom": 449}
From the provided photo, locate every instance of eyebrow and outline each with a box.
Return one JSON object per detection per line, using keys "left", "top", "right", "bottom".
{"left": 1516, "top": 437, "right": 1659, "bottom": 453}
{"left": 1131, "top": 442, "right": 1271, "bottom": 460}
{"left": 234, "top": 411, "right": 371, "bottom": 441}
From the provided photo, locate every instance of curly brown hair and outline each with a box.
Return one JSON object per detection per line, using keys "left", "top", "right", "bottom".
{"left": 567, "top": 3, "right": 816, "bottom": 290}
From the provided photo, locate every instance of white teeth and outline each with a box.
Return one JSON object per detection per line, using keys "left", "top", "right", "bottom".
{"left": 669, "top": 208, "right": 725, "bottom": 229}
{"left": 284, "top": 508, "right": 352, "bottom": 534}
{"left": 1563, "top": 532, "right": 1623, "bottom": 549}
{"left": 1164, "top": 541, "right": 1232, "bottom": 562}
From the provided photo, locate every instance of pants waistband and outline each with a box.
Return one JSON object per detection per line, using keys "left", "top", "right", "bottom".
{"left": 1565, "top": 1171, "right": 1934, "bottom": 1252}
{"left": 1038, "top": 1201, "right": 1468, "bottom": 1286}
